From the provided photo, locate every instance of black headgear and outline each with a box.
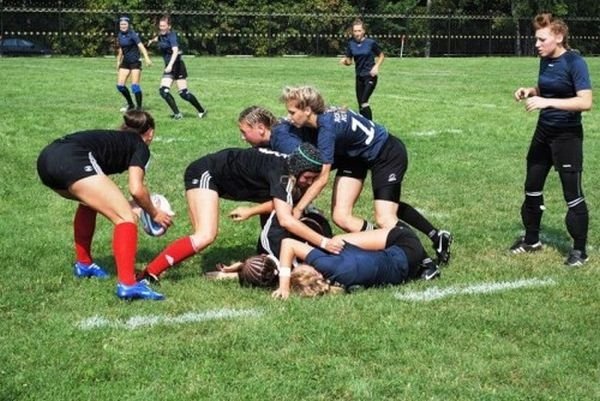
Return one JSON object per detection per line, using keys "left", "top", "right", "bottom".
{"left": 287, "top": 143, "right": 323, "bottom": 178}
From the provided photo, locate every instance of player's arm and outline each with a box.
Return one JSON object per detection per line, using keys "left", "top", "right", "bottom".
{"left": 138, "top": 42, "right": 152, "bottom": 66}
{"left": 514, "top": 86, "right": 539, "bottom": 101}
{"left": 292, "top": 163, "right": 331, "bottom": 218}
{"left": 274, "top": 197, "right": 342, "bottom": 254}
{"left": 272, "top": 237, "right": 314, "bottom": 300}
{"left": 371, "top": 51, "right": 384, "bottom": 76}
{"left": 525, "top": 89, "right": 592, "bottom": 112}
{"left": 128, "top": 166, "right": 172, "bottom": 227}
{"left": 165, "top": 46, "right": 178, "bottom": 73}
{"left": 339, "top": 55, "right": 352, "bottom": 66}
{"left": 116, "top": 47, "right": 123, "bottom": 70}
{"left": 229, "top": 201, "right": 274, "bottom": 221}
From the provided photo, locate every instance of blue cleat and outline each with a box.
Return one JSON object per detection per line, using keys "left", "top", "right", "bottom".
{"left": 116, "top": 281, "right": 165, "bottom": 301}
{"left": 74, "top": 262, "right": 109, "bottom": 279}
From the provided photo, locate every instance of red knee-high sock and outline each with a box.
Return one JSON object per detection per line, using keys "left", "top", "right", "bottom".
{"left": 146, "top": 236, "right": 196, "bottom": 278}
{"left": 113, "top": 222, "right": 138, "bottom": 285}
{"left": 74, "top": 204, "right": 97, "bottom": 264}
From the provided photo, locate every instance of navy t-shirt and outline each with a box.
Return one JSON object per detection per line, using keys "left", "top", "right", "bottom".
{"left": 270, "top": 119, "right": 317, "bottom": 154}
{"left": 345, "top": 37, "right": 382, "bottom": 77}
{"left": 118, "top": 30, "right": 142, "bottom": 63}
{"left": 304, "top": 242, "right": 409, "bottom": 288}
{"left": 158, "top": 31, "right": 181, "bottom": 64}
{"left": 538, "top": 50, "right": 591, "bottom": 127}
{"left": 316, "top": 107, "right": 389, "bottom": 164}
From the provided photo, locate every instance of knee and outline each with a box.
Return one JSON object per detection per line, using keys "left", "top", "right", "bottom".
{"left": 131, "top": 84, "right": 141, "bottom": 93}
{"left": 374, "top": 212, "right": 397, "bottom": 229}
{"left": 159, "top": 86, "right": 170, "bottom": 99}
{"left": 179, "top": 89, "right": 191, "bottom": 101}
{"left": 190, "top": 230, "right": 217, "bottom": 251}
{"left": 116, "top": 84, "right": 127, "bottom": 93}
{"left": 331, "top": 208, "right": 353, "bottom": 231}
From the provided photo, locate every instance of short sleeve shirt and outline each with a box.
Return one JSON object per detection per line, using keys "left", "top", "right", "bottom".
{"left": 158, "top": 31, "right": 180, "bottom": 64}
{"left": 118, "top": 30, "right": 142, "bottom": 64}
{"left": 345, "top": 37, "right": 382, "bottom": 77}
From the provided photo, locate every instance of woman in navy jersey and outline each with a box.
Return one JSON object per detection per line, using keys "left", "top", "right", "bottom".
{"left": 36, "top": 110, "right": 172, "bottom": 300}
{"left": 281, "top": 86, "right": 453, "bottom": 264}
{"left": 137, "top": 143, "right": 344, "bottom": 284}
{"left": 147, "top": 14, "right": 206, "bottom": 120}
{"left": 272, "top": 223, "right": 439, "bottom": 299}
{"left": 116, "top": 16, "right": 152, "bottom": 111}
{"left": 339, "top": 19, "right": 384, "bottom": 120}
{"left": 510, "top": 13, "right": 592, "bottom": 267}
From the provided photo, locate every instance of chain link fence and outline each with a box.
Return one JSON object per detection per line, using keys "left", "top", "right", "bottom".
{"left": 2, "top": 4, "right": 600, "bottom": 57}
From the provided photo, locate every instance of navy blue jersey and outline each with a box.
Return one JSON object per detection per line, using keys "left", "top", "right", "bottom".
{"left": 345, "top": 37, "right": 382, "bottom": 77}
{"left": 118, "top": 30, "right": 142, "bottom": 64}
{"left": 316, "top": 107, "right": 389, "bottom": 164}
{"left": 158, "top": 30, "right": 181, "bottom": 64}
{"left": 54, "top": 130, "right": 150, "bottom": 174}
{"left": 270, "top": 119, "right": 317, "bottom": 154}
{"left": 538, "top": 50, "right": 591, "bottom": 127}
{"left": 305, "top": 243, "right": 409, "bottom": 288}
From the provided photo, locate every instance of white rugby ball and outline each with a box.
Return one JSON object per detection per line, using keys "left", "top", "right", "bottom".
{"left": 140, "top": 193, "right": 174, "bottom": 237}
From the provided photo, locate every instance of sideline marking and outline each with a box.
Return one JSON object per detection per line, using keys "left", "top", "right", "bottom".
{"left": 395, "top": 278, "right": 556, "bottom": 302}
{"left": 78, "top": 308, "right": 263, "bottom": 331}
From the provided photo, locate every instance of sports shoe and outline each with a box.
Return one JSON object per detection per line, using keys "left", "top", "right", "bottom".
{"left": 198, "top": 110, "right": 207, "bottom": 119}
{"left": 73, "top": 262, "right": 109, "bottom": 279}
{"left": 116, "top": 281, "right": 165, "bottom": 301}
{"left": 434, "top": 230, "right": 453, "bottom": 265}
{"left": 136, "top": 270, "right": 160, "bottom": 284}
{"left": 509, "top": 237, "right": 543, "bottom": 254}
{"left": 171, "top": 112, "right": 183, "bottom": 120}
{"left": 564, "top": 249, "right": 588, "bottom": 267}
{"left": 120, "top": 105, "right": 135, "bottom": 113}
{"left": 419, "top": 257, "right": 441, "bottom": 280}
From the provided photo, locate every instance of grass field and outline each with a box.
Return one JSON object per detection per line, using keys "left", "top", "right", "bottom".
{"left": 1, "top": 56, "right": 599, "bottom": 400}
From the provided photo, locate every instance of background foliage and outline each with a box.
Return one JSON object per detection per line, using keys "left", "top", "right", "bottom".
{"left": 2, "top": 0, "right": 600, "bottom": 56}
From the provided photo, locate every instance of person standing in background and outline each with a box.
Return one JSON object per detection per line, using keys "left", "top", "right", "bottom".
{"left": 510, "top": 13, "right": 592, "bottom": 267}
{"left": 116, "top": 16, "right": 152, "bottom": 112}
{"left": 339, "top": 18, "right": 384, "bottom": 120}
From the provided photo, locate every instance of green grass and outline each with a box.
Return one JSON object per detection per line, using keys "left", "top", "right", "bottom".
{"left": 1, "top": 56, "right": 599, "bottom": 400}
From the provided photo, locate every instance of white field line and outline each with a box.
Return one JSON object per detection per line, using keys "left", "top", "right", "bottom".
{"left": 78, "top": 308, "right": 263, "bottom": 331}
{"left": 395, "top": 278, "right": 556, "bottom": 302}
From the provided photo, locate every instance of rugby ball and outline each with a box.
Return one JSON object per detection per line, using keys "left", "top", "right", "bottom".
{"left": 140, "top": 193, "right": 174, "bottom": 237}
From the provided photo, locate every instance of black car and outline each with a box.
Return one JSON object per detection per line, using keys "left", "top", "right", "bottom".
{"left": 0, "top": 37, "right": 52, "bottom": 56}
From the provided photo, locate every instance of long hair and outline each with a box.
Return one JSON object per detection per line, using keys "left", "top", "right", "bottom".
{"left": 121, "top": 110, "right": 155, "bottom": 135}
{"left": 290, "top": 265, "right": 344, "bottom": 297}
{"left": 533, "top": 13, "right": 570, "bottom": 49}
{"left": 238, "top": 106, "right": 277, "bottom": 129}
{"left": 280, "top": 86, "right": 326, "bottom": 114}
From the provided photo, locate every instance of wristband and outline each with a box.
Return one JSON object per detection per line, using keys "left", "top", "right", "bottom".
{"left": 320, "top": 237, "right": 329, "bottom": 249}
{"left": 279, "top": 266, "right": 291, "bottom": 278}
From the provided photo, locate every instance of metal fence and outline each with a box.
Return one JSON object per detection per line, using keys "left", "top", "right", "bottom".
{"left": 2, "top": 5, "right": 600, "bottom": 57}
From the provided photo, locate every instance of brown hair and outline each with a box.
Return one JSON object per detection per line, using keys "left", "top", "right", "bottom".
{"left": 159, "top": 14, "right": 172, "bottom": 25}
{"left": 121, "top": 110, "right": 155, "bottom": 135}
{"left": 280, "top": 86, "right": 326, "bottom": 114}
{"left": 290, "top": 265, "right": 344, "bottom": 297}
{"left": 533, "top": 13, "right": 570, "bottom": 49}
{"left": 238, "top": 106, "right": 277, "bottom": 129}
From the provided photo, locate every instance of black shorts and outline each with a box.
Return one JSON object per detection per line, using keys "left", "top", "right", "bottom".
{"left": 119, "top": 60, "right": 142, "bottom": 70}
{"left": 527, "top": 123, "right": 583, "bottom": 172}
{"left": 385, "top": 225, "right": 424, "bottom": 279}
{"left": 370, "top": 135, "right": 408, "bottom": 201}
{"left": 163, "top": 58, "right": 188, "bottom": 80}
{"left": 184, "top": 158, "right": 218, "bottom": 192}
{"left": 334, "top": 156, "right": 368, "bottom": 180}
{"left": 37, "top": 141, "right": 103, "bottom": 190}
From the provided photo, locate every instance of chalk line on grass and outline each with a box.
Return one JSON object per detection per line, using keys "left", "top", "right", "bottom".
{"left": 395, "top": 278, "right": 556, "bottom": 302}
{"left": 78, "top": 308, "right": 263, "bottom": 331}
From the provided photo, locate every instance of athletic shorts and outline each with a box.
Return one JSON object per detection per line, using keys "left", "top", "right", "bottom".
{"left": 163, "top": 58, "right": 188, "bottom": 80}
{"left": 527, "top": 122, "right": 583, "bottom": 172}
{"left": 119, "top": 60, "right": 142, "bottom": 70}
{"left": 37, "top": 140, "right": 103, "bottom": 190}
{"left": 184, "top": 158, "right": 217, "bottom": 192}
{"left": 385, "top": 225, "right": 424, "bottom": 279}
{"left": 334, "top": 156, "right": 368, "bottom": 180}
{"left": 362, "top": 135, "right": 408, "bottom": 202}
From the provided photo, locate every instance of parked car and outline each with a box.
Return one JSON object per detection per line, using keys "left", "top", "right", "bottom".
{"left": 0, "top": 37, "right": 52, "bottom": 56}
